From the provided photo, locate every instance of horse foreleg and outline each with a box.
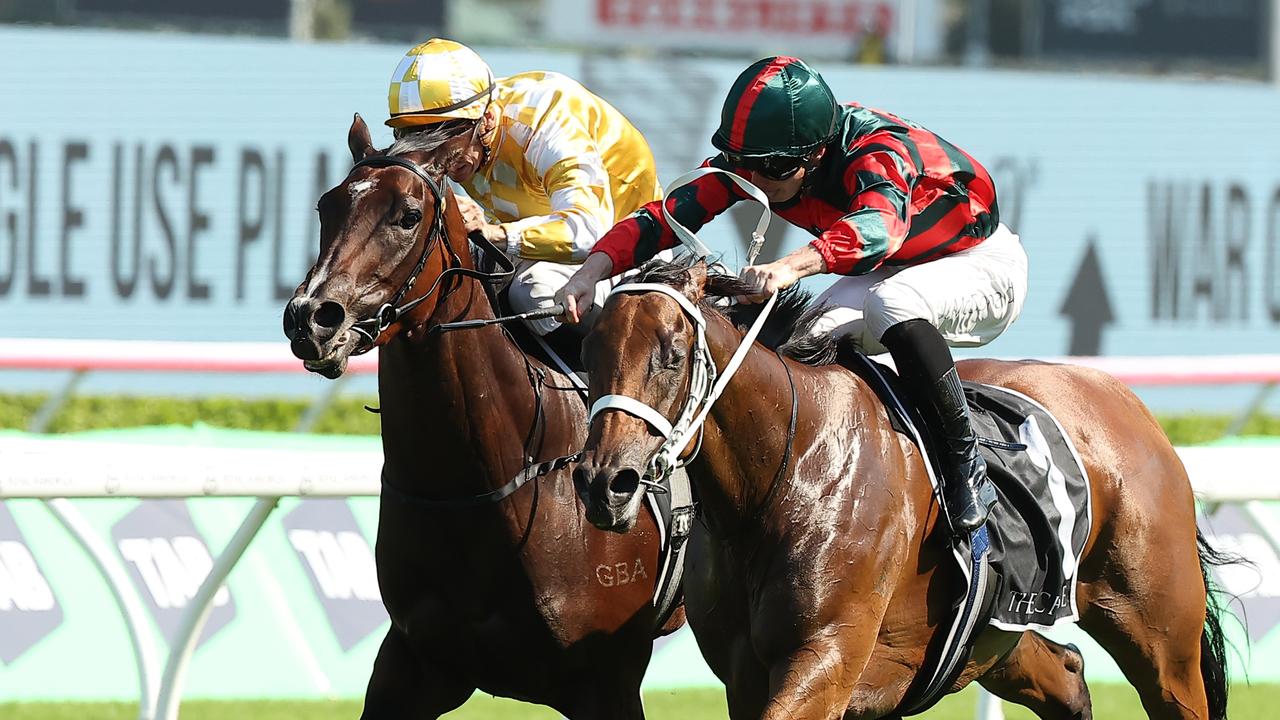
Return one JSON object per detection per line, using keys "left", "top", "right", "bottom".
{"left": 558, "top": 677, "right": 647, "bottom": 720}
{"left": 977, "top": 630, "right": 1092, "bottom": 719}
{"left": 722, "top": 635, "right": 771, "bottom": 720}
{"left": 359, "top": 625, "right": 474, "bottom": 719}
{"left": 758, "top": 637, "right": 865, "bottom": 720}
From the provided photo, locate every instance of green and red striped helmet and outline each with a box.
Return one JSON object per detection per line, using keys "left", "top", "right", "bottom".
{"left": 712, "top": 56, "right": 839, "bottom": 159}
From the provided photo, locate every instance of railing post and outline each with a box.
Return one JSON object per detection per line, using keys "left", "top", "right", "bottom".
{"left": 154, "top": 497, "right": 280, "bottom": 720}
{"left": 1242, "top": 500, "right": 1280, "bottom": 559}
{"left": 1224, "top": 381, "right": 1276, "bottom": 437}
{"left": 45, "top": 498, "right": 161, "bottom": 720}
{"left": 28, "top": 369, "right": 86, "bottom": 433}
{"left": 975, "top": 688, "right": 1005, "bottom": 720}
{"left": 293, "top": 373, "right": 350, "bottom": 433}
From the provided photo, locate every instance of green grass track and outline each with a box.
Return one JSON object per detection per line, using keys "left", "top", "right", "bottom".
{"left": 2, "top": 683, "right": 1274, "bottom": 719}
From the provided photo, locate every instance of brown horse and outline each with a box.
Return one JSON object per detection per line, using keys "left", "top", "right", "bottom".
{"left": 283, "top": 115, "right": 682, "bottom": 719}
{"left": 576, "top": 258, "right": 1232, "bottom": 720}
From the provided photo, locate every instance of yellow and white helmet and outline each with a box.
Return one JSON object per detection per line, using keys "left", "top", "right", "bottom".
{"left": 386, "top": 38, "right": 494, "bottom": 129}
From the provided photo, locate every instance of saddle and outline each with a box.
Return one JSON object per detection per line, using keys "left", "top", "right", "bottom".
{"left": 836, "top": 346, "right": 1092, "bottom": 715}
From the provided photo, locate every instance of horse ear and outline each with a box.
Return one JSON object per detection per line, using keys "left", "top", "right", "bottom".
{"left": 683, "top": 259, "right": 709, "bottom": 303}
{"left": 348, "top": 113, "right": 377, "bottom": 162}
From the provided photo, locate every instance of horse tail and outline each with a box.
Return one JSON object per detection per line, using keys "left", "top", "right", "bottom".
{"left": 1196, "top": 528, "right": 1236, "bottom": 720}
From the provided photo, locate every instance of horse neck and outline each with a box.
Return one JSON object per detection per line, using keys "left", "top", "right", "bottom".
{"left": 692, "top": 312, "right": 886, "bottom": 533}
{"left": 377, "top": 242, "right": 576, "bottom": 499}
{"left": 690, "top": 312, "right": 804, "bottom": 531}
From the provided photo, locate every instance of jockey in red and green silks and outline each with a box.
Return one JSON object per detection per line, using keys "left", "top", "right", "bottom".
{"left": 557, "top": 56, "right": 1028, "bottom": 536}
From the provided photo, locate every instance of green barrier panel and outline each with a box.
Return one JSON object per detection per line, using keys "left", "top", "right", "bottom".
{"left": 0, "top": 427, "right": 1276, "bottom": 701}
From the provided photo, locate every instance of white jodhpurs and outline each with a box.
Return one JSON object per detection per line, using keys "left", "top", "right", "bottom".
{"left": 810, "top": 224, "right": 1028, "bottom": 354}
{"left": 507, "top": 249, "right": 676, "bottom": 336}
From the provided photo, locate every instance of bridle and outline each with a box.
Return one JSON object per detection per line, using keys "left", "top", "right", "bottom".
{"left": 590, "top": 283, "right": 717, "bottom": 487}
{"left": 344, "top": 153, "right": 517, "bottom": 354}
{"left": 337, "top": 153, "right": 577, "bottom": 510}
{"left": 588, "top": 282, "right": 779, "bottom": 489}
{"left": 585, "top": 167, "right": 781, "bottom": 488}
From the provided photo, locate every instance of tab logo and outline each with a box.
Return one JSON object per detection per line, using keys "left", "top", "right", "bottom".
{"left": 112, "top": 500, "right": 236, "bottom": 647}
{"left": 0, "top": 505, "right": 63, "bottom": 664}
{"left": 1201, "top": 505, "right": 1280, "bottom": 643}
{"left": 287, "top": 529, "right": 379, "bottom": 602}
{"left": 283, "top": 500, "right": 387, "bottom": 651}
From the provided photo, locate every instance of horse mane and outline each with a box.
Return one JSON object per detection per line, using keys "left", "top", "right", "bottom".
{"left": 632, "top": 256, "right": 839, "bottom": 366}
{"left": 385, "top": 120, "right": 475, "bottom": 174}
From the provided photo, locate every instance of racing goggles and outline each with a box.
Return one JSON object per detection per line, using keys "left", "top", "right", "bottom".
{"left": 720, "top": 152, "right": 807, "bottom": 181}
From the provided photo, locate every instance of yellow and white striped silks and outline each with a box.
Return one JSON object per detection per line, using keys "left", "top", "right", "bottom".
{"left": 464, "top": 71, "right": 661, "bottom": 263}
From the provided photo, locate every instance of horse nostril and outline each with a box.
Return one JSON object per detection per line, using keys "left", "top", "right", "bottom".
{"left": 573, "top": 465, "right": 592, "bottom": 493}
{"left": 283, "top": 301, "right": 301, "bottom": 339}
{"left": 314, "top": 301, "right": 346, "bottom": 329}
{"left": 608, "top": 468, "right": 641, "bottom": 497}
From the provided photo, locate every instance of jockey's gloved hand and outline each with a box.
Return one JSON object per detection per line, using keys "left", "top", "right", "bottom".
{"left": 738, "top": 261, "right": 800, "bottom": 303}
{"left": 453, "top": 193, "right": 487, "bottom": 231}
{"left": 556, "top": 253, "right": 613, "bottom": 324}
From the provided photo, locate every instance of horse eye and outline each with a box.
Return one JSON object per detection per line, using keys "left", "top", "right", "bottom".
{"left": 657, "top": 337, "right": 686, "bottom": 370}
{"left": 399, "top": 209, "right": 422, "bottom": 229}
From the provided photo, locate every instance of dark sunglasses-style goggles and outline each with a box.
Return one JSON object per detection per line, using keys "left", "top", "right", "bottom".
{"left": 720, "top": 152, "right": 808, "bottom": 181}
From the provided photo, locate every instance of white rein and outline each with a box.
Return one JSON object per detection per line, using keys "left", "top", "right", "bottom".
{"left": 589, "top": 168, "right": 780, "bottom": 482}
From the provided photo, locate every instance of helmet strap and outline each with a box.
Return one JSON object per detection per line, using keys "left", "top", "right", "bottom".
{"left": 798, "top": 146, "right": 827, "bottom": 190}
{"left": 471, "top": 73, "right": 497, "bottom": 167}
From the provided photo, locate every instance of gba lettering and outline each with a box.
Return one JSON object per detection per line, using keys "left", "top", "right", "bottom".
{"left": 595, "top": 559, "right": 649, "bottom": 587}
{"left": 0, "top": 137, "right": 340, "bottom": 303}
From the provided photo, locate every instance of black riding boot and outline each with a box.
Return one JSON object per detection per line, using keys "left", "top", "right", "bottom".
{"left": 881, "top": 319, "right": 997, "bottom": 536}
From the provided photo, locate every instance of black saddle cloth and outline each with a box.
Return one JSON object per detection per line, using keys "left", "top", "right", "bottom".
{"left": 837, "top": 350, "right": 1091, "bottom": 630}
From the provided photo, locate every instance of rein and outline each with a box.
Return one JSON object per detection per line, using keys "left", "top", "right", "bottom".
{"left": 346, "top": 154, "right": 540, "bottom": 353}
{"left": 588, "top": 168, "right": 781, "bottom": 488}
{"left": 344, "top": 153, "right": 577, "bottom": 508}
{"left": 590, "top": 284, "right": 779, "bottom": 487}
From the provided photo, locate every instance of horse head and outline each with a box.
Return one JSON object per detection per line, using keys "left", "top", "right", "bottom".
{"left": 576, "top": 260, "right": 712, "bottom": 532}
{"left": 284, "top": 114, "right": 462, "bottom": 378}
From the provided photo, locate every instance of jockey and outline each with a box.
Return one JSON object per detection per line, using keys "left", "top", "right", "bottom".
{"left": 556, "top": 56, "right": 1028, "bottom": 536}
{"left": 385, "top": 38, "right": 662, "bottom": 336}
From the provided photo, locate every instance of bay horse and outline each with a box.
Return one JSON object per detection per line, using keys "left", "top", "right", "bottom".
{"left": 576, "top": 258, "right": 1232, "bottom": 720}
{"left": 283, "top": 115, "right": 681, "bottom": 719}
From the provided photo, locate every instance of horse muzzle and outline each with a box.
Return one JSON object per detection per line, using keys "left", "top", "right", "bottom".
{"left": 574, "top": 458, "right": 648, "bottom": 534}
{"left": 284, "top": 295, "right": 357, "bottom": 378}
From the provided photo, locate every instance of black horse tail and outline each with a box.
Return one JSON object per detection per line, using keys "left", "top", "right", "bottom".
{"left": 1197, "top": 528, "right": 1236, "bottom": 720}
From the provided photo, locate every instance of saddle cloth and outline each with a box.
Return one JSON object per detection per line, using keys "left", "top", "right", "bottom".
{"left": 966, "top": 383, "right": 1093, "bottom": 629}
{"left": 846, "top": 354, "right": 1092, "bottom": 630}
{"left": 842, "top": 355, "right": 1093, "bottom": 715}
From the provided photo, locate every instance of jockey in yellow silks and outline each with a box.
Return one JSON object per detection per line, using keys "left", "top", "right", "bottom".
{"left": 385, "top": 39, "right": 662, "bottom": 336}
